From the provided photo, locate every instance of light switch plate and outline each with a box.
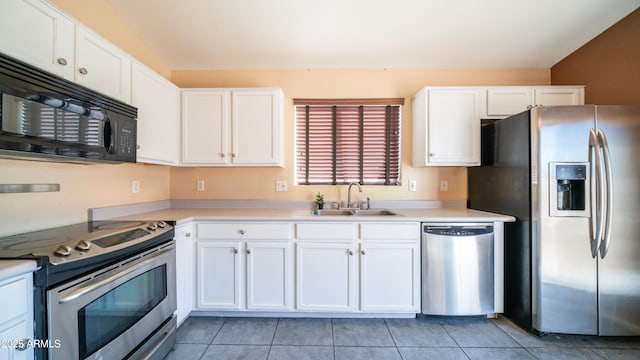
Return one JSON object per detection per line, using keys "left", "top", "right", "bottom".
{"left": 197, "top": 180, "right": 205, "bottom": 192}
{"left": 132, "top": 180, "right": 140, "bottom": 193}
{"left": 440, "top": 180, "right": 448, "bottom": 192}
{"left": 408, "top": 180, "right": 417, "bottom": 192}
{"left": 275, "top": 180, "right": 287, "bottom": 192}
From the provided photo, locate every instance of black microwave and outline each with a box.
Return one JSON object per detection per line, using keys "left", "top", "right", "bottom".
{"left": 0, "top": 52, "right": 137, "bottom": 163}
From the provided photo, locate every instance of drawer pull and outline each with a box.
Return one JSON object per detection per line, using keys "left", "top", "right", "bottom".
{"left": 78, "top": 67, "right": 88, "bottom": 75}
{"left": 57, "top": 58, "right": 67, "bottom": 65}
{"left": 239, "top": 229, "right": 246, "bottom": 235}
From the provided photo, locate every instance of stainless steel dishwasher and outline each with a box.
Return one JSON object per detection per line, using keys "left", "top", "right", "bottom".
{"left": 421, "top": 223, "right": 494, "bottom": 315}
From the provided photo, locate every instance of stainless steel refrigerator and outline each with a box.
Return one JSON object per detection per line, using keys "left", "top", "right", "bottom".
{"left": 468, "top": 105, "right": 640, "bottom": 336}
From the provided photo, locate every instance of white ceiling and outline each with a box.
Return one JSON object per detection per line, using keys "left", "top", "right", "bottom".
{"left": 104, "top": 0, "right": 640, "bottom": 70}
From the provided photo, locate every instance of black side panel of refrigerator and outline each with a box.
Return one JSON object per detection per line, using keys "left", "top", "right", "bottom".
{"left": 468, "top": 111, "right": 532, "bottom": 330}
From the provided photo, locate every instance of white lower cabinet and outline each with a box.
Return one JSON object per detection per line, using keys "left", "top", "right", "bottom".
{"left": 0, "top": 271, "right": 34, "bottom": 360}
{"left": 246, "top": 241, "right": 291, "bottom": 310}
{"left": 295, "top": 222, "right": 420, "bottom": 314}
{"left": 195, "top": 222, "right": 292, "bottom": 311}
{"left": 197, "top": 241, "right": 243, "bottom": 309}
{"left": 296, "top": 242, "right": 355, "bottom": 311}
{"left": 192, "top": 221, "right": 420, "bottom": 315}
{"left": 359, "top": 242, "right": 420, "bottom": 312}
{"left": 174, "top": 223, "right": 195, "bottom": 325}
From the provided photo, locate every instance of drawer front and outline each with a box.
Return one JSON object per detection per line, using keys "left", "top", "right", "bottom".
{"left": 360, "top": 222, "right": 420, "bottom": 241}
{"left": 296, "top": 223, "right": 355, "bottom": 240}
{"left": 0, "top": 276, "right": 28, "bottom": 324}
{"left": 197, "top": 222, "right": 291, "bottom": 240}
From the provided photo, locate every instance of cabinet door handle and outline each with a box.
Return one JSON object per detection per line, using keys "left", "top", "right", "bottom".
{"left": 239, "top": 229, "right": 246, "bottom": 235}
{"left": 361, "top": 250, "right": 366, "bottom": 255}
{"left": 78, "top": 67, "right": 88, "bottom": 75}
{"left": 247, "top": 249, "right": 251, "bottom": 254}
{"left": 233, "top": 248, "right": 238, "bottom": 254}
{"left": 348, "top": 249, "right": 354, "bottom": 256}
{"left": 219, "top": 152, "right": 225, "bottom": 158}
{"left": 57, "top": 58, "right": 68, "bottom": 65}
{"left": 185, "top": 233, "right": 191, "bottom": 238}
{"left": 14, "top": 339, "right": 29, "bottom": 351}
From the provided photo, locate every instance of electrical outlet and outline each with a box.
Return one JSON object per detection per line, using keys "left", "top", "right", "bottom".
{"left": 408, "top": 179, "right": 417, "bottom": 192}
{"left": 440, "top": 180, "right": 448, "bottom": 192}
{"left": 132, "top": 180, "right": 140, "bottom": 193}
{"left": 275, "top": 180, "right": 287, "bottom": 192}
{"left": 197, "top": 180, "right": 205, "bottom": 192}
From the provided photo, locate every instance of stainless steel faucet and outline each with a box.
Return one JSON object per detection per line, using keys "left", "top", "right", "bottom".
{"left": 347, "top": 182, "right": 363, "bottom": 209}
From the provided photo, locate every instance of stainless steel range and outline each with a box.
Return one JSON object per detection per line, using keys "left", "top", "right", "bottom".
{"left": 0, "top": 220, "right": 176, "bottom": 359}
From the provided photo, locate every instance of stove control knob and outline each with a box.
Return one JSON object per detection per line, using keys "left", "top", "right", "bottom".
{"left": 156, "top": 221, "right": 167, "bottom": 228}
{"left": 147, "top": 223, "right": 158, "bottom": 231}
{"left": 75, "top": 240, "right": 92, "bottom": 252}
{"left": 54, "top": 245, "right": 72, "bottom": 257}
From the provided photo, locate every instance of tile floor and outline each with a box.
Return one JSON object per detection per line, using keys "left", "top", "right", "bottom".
{"left": 164, "top": 315, "right": 640, "bottom": 360}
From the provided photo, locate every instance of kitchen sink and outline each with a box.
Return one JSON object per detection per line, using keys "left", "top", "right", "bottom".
{"left": 313, "top": 209, "right": 399, "bottom": 216}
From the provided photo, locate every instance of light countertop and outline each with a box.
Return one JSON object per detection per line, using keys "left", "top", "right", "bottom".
{"left": 115, "top": 207, "right": 515, "bottom": 224}
{"left": 0, "top": 260, "right": 38, "bottom": 282}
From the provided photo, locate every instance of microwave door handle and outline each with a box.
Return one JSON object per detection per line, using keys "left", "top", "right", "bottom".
{"left": 588, "top": 129, "right": 603, "bottom": 258}
{"left": 58, "top": 247, "right": 173, "bottom": 304}
{"left": 103, "top": 118, "right": 114, "bottom": 154}
{"left": 598, "top": 129, "right": 613, "bottom": 258}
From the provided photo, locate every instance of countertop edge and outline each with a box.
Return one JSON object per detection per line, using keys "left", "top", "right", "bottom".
{"left": 114, "top": 208, "right": 516, "bottom": 224}
{"left": 0, "top": 260, "right": 38, "bottom": 283}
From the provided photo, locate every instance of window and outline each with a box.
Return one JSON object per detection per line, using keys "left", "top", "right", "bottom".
{"left": 295, "top": 98, "right": 403, "bottom": 185}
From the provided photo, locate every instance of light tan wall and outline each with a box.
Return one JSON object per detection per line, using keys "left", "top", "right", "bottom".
{"left": 552, "top": 8, "right": 640, "bottom": 105}
{"left": 170, "top": 68, "right": 550, "bottom": 204}
{"left": 0, "top": 161, "right": 170, "bottom": 236}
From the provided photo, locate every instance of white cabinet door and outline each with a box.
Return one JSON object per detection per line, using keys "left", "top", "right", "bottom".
{"left": 359, "top": 242, "right": 420, "bottom": 312}
{"left": 181, "top": 88, "right": 284, "bottom": 166}
{"left": 0, "top": 320, "right": 30, "bottom": 360}
{"left": 132, "top": 62, "right": 180, "bottom": 165}
{"left": 296, "top": 242, "right": 355, "bottom": 311}
{"left": 196, "top": 241, "right": 242, "bottom": 309}
{"left": 181, "top": 90, "right": 230, "bottom": 165}
{"left": 413, "top": 87, "right": 482, "bottom": 166}
{"left": 534, "top": 87, "right": 584, "bottom": 107}
{"left": 486, "top": 87, "right": 534, "bottom": 117}
{"left": 0, "top": 0, "right": 75, "bottom": 80}
{"left": 231, "top": 89, "right": 283, "bottom": 166}
{"left": 174, "top": 224, "right": 195, "bottom": 325}
{"left": 246, "top": 241, "right": 291, "bottom": 310}
{"left": 75, "top": 26, "right": 131, "bottom": 103}
{"left": 0, "top": 272, "right": 33, "bottom": 360}
{"left": 485, "top": 86, "right": 585, "bottom": 118}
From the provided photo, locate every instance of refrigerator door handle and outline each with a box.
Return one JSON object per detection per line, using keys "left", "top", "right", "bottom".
{"left": 598, "top": 129, "right": 613, "bottom": 258}
{"left": 588, "top": 129, "right": 604, "bottom": 258}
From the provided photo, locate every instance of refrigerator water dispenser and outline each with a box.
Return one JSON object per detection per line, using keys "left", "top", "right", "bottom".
{"left": 550, "top": 162, "right": 589, "bottom": 217}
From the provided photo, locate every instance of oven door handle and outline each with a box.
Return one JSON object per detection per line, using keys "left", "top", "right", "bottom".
{"left": 58, "top": 248, "right": 173, "bottom": 304}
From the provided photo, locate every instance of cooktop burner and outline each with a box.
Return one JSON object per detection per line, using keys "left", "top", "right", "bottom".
{"left": 0, "top": 220, "right": 172, "bottom": 265}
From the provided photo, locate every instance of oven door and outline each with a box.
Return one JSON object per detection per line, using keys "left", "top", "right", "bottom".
{"left": 47, "top": 241, "right": 176, "bottom": 360}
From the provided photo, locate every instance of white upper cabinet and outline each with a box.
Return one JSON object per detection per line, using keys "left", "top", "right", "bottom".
{"left": 232, "top": 89, "right": 283, "bottom": 166}
{"left": 75, "top": 26, "right": 131, "bottom": 103}
{"left": 181, "top": 88, "right": 284, "bottom": 167}
{"left": 485, "top": 86, "right": 584, "bottom": 118}
{"left": 0, "top": 0, "right": 132, "bottom": 103}
{"left": 412, "top": 87, "right": 482, "bottom": 167}
{"left": 182, "top": 90, "right": 230, "bottom": 165}
{"left": 132, "top": 61, "right": 180, "bottom": 165}
{"left": 0, "top": 0, "right": 75, "bottom": 80}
